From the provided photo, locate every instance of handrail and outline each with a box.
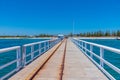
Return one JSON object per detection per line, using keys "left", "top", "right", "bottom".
{"left": 24, "top": 40, "right": 49, "bottom": 47}
{"left": 0, "top": 38, "right": 61, "bottom": 80}
{"left": 0, "top": 46, "right": 20, "bottom": 53}
{"left": 77, "top": 39, "right": 120, "bottom": 54}
{"left": 72, "top": 38, "right": 120, "bottom": 80}
{"left": 0, "top": 46, "right": 21, "bottom": 80}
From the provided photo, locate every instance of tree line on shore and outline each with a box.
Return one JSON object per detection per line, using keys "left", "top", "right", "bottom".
{"left": 35, "top": 34, "right": 53, "bottom": 37}
{"left": 0, "top": 34, "right": 53, "bottom": 38}
{"left": 68, "top": 30, "right": 120, "bottom": 37}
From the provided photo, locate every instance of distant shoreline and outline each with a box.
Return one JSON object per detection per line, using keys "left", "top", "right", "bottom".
{"left": 74, "top": 37, "right": 117, "bottom": 39}
{"left": 0, "top": 37, "right": 53, "bottom": 39}
{"left": 0, "top": 36, "right": 118, "bottom": 39}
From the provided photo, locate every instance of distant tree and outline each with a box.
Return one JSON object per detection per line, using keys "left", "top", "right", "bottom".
{"left": 112, "top": 31, "right": 117, "bottom": 36}
{"left": 79, "top": 33, "right": 83, "bottom": 36}
{"left": 117, "top": 30, "right": 120, "bottom": 36}
{"left": 68, "top": 32, "right": 73, "bottom": 37}
{"left": 76, "top": 34, "right": 80, "bottom": 37}
{"left": 105, "top": 31, "right": 110, "bottom": 36}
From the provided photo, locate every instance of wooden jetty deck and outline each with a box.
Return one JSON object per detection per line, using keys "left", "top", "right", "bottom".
{"left": 9, "top": 39, "right": 108, "bottom": 80}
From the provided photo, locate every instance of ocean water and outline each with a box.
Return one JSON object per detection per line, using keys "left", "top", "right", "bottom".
{"left": 0, "top": 38, "right": 49, "bottom": 79}
{"left": 82, "top": 39, "right": 120, "bottom": 79}
{"left": 0, "top": 39, "right": 49, "bottom": 49}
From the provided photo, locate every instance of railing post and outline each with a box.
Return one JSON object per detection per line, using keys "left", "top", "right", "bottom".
{"left": 75, "top": 39, "right": 77, "bottom": 44}
{"left": 52, "top": 40, "right": 54, "bottom": 47}
{"left": 47, "top": 41, "right": 49, "bottom": 50}
{"left": 51, "top": 40, "right": 53, "bottom": 47}
{"left": 77, "top": 41, "right": 79, "bottom": 47}
{"left": 79, "top": 41, "right": 81, "bottom": 48}
{"left": 22, "top": 46, "right": 26, "bottom": 67}
{"left": 54, "top": 40, "right": 56, "bottom": 45}
{"left": 90, "top": 45, "right": 93, "bottom": 58}
{"left": 44, "top": 42, "right": 46, "bottom": 52}
{"left": 53, "top": 40, "right": 55, "bottom": 46}
{"left": 100, "top": 47, "right": 104, "bottom": 67}
{"left": 49, "top": 41, "right": 51, "bottom": 48}
{"left": 51, "top": 41, "right": 53, "bottom": 47}
{"left": 39, "top": 43, "right": 41, "bottom": 55}
{"left": 82, "top": 42, "right": 83, "bottom": 50}
{"left": 56, "top": 39, "right": 57, "bottom": 44}
{"left": 31, "top": 45, "right": 34, "bottom": 61}
{"left": 16, "top": 47, "right": 21, "bottom": 71}
{"left": 79, "top": 41, "right": 81, "bottom": 47}
{"left": 52, "top": 40, "right": 54, "bottom": 46}
{"left": 85, "top": 43, "right": 87, "bottom": 54}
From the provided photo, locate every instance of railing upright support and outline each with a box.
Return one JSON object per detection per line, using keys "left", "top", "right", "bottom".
{"left": 16, "top": 48, "right": 21, "bottom": 71}
{"left": 82, "top": 42, "right": 83, "bottom": 50}
{"left": 47, "top": 41, "right": 49, "bottom": 50}
{"left": 22, "top": 46, "right": 26, "bottom": 67}
{"left": 100, "top": 47, "right": 104, "bottom": 67}
{"left": 85, "top": 43, "right": 87, "bottom": 54}
{"left": 49, "top": 41, "right": 51, "bottom": 48}
{"left": 44, "top": 42, "right": 46, "bottom": 52}
{"left": 39, "top": 43, "right": 41, "bottom": 55}
{"left": 90, "top": 45, "right": 93, "bottom": 58}
{"left": 79, "top": 41, "right": 81, "bottom": 48}
{"left": 31, "top": 45, "right": 34, "bottom": 61}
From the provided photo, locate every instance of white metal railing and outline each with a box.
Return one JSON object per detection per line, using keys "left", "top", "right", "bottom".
{"left": 72, "top": 38, "right": 120, "bottom": 80}
{"left": 22, "top": 38, "right": 61, "bottom": 66}
{"left": 0, "top": 38, "right": 61, "bottom": 80}
{"left": 0, "top": 46, "right": 21, "bottom": 80}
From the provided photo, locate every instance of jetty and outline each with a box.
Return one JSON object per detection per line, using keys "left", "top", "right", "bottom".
{"left": 8, "top": 39, "right": 108, "bottom": 80}
{"left": 1, "top": 37, "right": 120, "bottom": 80}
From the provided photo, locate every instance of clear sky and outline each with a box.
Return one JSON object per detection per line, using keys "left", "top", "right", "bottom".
{"left": 0, "top": 0, "right": 120, "bottom": 35}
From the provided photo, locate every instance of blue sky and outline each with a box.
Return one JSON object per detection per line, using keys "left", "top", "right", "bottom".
{"left": 0, "top": 0, "right": 120, "bottom": 35}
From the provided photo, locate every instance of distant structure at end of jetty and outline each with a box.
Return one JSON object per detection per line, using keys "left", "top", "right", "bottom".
{"left": 58, "top": 34, "right": 64, "bottom": 40}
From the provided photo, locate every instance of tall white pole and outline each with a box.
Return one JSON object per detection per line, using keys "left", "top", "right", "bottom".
{"left": 73, "top": 20, "right": 74, "bottom": 35}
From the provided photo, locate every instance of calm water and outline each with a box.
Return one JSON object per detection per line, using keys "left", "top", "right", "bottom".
{"left": 83, "top": 39, "right": 120, "bottom": 79}
{"left": 0, "top": 39, "right": 49, "bottom": 49}
{"left": 0, "top": 38, "right": 49, "bottom": 79}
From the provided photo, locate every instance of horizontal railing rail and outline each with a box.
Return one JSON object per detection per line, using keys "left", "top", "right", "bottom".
{"left": 72, "top": 38, "right": 120, "bottom": 80}
{"left": 0, "top": 38, "right": 61, "bottom": 80}
{"left": 0, "top": 46, "right": 21, "bottom": 80}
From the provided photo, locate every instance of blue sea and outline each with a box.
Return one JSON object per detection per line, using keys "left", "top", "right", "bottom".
{"left": 83, "top": 39, "right": 120, "bottom": 80}
{"left": 0, "top": 39, "right": 49, "bottom": 49}
{"left": 0, "top": 38, "right": 49, "bottom": 79}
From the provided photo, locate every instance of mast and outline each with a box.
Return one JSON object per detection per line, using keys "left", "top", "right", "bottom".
{"left": 73, "top": 20, "right": 75, "bottom": 35}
